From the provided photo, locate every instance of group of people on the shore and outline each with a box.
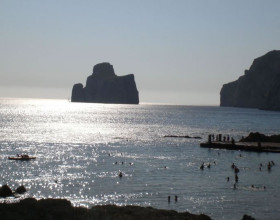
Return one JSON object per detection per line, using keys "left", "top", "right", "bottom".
{"left": 208, "top": 134, "right": 236, "bottom": 144}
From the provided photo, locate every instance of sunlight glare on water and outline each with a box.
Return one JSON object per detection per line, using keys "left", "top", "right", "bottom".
{"left": 0, "top": 98, "right": 280, "bottom": 220}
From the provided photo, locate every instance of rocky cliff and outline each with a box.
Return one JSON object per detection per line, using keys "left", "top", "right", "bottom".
{"left": 220, "top": 50, "right": 280, "bottom": 111}
{"left": 71, "top": 63, "right": 139, "bottom": 104}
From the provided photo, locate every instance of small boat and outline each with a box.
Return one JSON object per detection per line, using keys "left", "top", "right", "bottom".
{"left": 8, "top": 154, "right": 36, "bottom": 161}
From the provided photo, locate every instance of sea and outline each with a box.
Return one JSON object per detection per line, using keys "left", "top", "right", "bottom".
{"left": 0, "top": 98, "right": 279, "bottom": 220}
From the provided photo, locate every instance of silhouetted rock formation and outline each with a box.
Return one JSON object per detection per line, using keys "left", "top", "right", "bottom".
{"left": 0, "top": 198, "right": 212, "bottom": 220}
{"left": 15, "top": 185, "right": 27, "bottom": 194}
{"left": 220, "top": 50, "right": 280, "bottom": 111}
{"left": 164, "top": 135, "right": 202, "bottom": 139}
{"left": 0, "top": 184, "right": 13, "bottom": 197}
{"left": 242, "top": 214, "right": 256, "bottom": 220}
{"left": 71, "top": 63, "right": 139, "bottom": 104}
{"left": 240, "top": 132, "right": 280, "bottom": 143}
{"left": 0, "top": 184, "right": 28, "bottom": 198}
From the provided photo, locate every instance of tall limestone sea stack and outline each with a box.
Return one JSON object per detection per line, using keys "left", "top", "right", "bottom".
{"left": 220, "top": 50, "right": 280, "bottom": 111}
{"left": 71, "top": 63, "right": 139, "bottom": 104}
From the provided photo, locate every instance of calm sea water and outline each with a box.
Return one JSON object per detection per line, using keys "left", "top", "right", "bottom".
{"left": 0, "top": 98, "right": 279, "bottom": 220}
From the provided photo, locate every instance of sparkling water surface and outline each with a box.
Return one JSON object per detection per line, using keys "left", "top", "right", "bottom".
{"left": 0, "top": 98, "right": 279, "bottom": 220}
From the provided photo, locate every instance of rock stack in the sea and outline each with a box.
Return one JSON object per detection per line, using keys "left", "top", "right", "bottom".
{"left": 71, "top": 63, "right": 139, "bottom": 104}
{"left": 220, "top": 50, "right": 280, "bottom": 111}
{"left": 0, "top": 184, "right": 26, "bottom": 197}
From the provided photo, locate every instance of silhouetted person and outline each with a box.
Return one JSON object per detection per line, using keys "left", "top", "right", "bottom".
{"left": 234, "top": 167, "right": 239, "bottom": 174}
{"left": 207, "top": 163, "right": 211, "bottom": 168}
{"left": 227, "top": 177, "right": 230, "bottom": 182}
{"left": 231, "top": 163, "right": 235, "bottom": 169}
{"left": 268, "top": 163, "right": 271, "bottom": 171}
{"left": 235, "top": 174, "right": 239, "bottom": 182}
{"left": 175, "top": 195, "right": 178, "bottom": 202}
{"left": 200, "top": 163, "right": 204, "bottom": 170}
{"left": 219, "top": 134, "right": 222, "bottom": 142}
{"left": 168, "top": 196, "right": 171, "bottom": 203}
{"left": 208, "top": 134, "right": 212, "bottom": 143}
{"left": 118, "top": 172, "right": 123, "bottom": 178}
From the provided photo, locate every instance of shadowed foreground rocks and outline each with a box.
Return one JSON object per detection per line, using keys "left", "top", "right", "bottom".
{"left": 0, "top": 198, "right": 212, "bottom": 220}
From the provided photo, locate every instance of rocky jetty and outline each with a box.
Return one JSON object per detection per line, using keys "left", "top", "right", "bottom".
{"left": 0, "top": 198, "right": 212, "bottom": 220}
{"left": 71, "top": 63, "right": 139, "bottom": 104}
{"left": 220, "top": 50, "right": 280, "bottom": 111}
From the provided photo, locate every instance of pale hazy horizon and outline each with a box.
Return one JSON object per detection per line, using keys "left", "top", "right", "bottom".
{"left": 1, "top": 0, "right": 280, "bottom": 105}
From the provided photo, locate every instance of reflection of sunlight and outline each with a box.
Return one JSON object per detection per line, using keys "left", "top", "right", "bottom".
{"left": 0, "top": 98, "right": 134, "bottom": 144}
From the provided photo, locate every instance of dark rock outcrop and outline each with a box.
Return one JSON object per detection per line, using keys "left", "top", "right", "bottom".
{"left": 220, "top": 50, "right": 280, "bottom": 111}
{"left": 0, "top": 198, "right": 212, "bottom": 220}
{"left": 15, "top": 185, "right": 27, "bottom": 194}
{"left": 0, "top": 184, "right": 13, "bottom": 197}
{"left": 240, "top": 132, "right": 280, "bottom": 143}
{"left": 241, "top": 215, "right": 256, "bottom": 220}
{"left": 164, "top": 135, "right": 202, "bottom": 139}
{"left": 71, "top": 63, "right": 139, "bottom": 104}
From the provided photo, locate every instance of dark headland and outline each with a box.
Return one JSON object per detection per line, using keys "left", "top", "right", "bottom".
{"left": 71, "top": 62, "right": 139, "bottom": 104}
{"left": 220, "top": 50, "right": 280, "bottom": 111}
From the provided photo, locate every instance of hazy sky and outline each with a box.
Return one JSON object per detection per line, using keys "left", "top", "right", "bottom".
{"left": 1, "top": 0, "right": 280, "bottom": 105}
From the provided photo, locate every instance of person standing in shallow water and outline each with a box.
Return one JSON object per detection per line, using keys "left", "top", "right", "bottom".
{"left": 118, "top": 172, "right": 123, "bottom": 178}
